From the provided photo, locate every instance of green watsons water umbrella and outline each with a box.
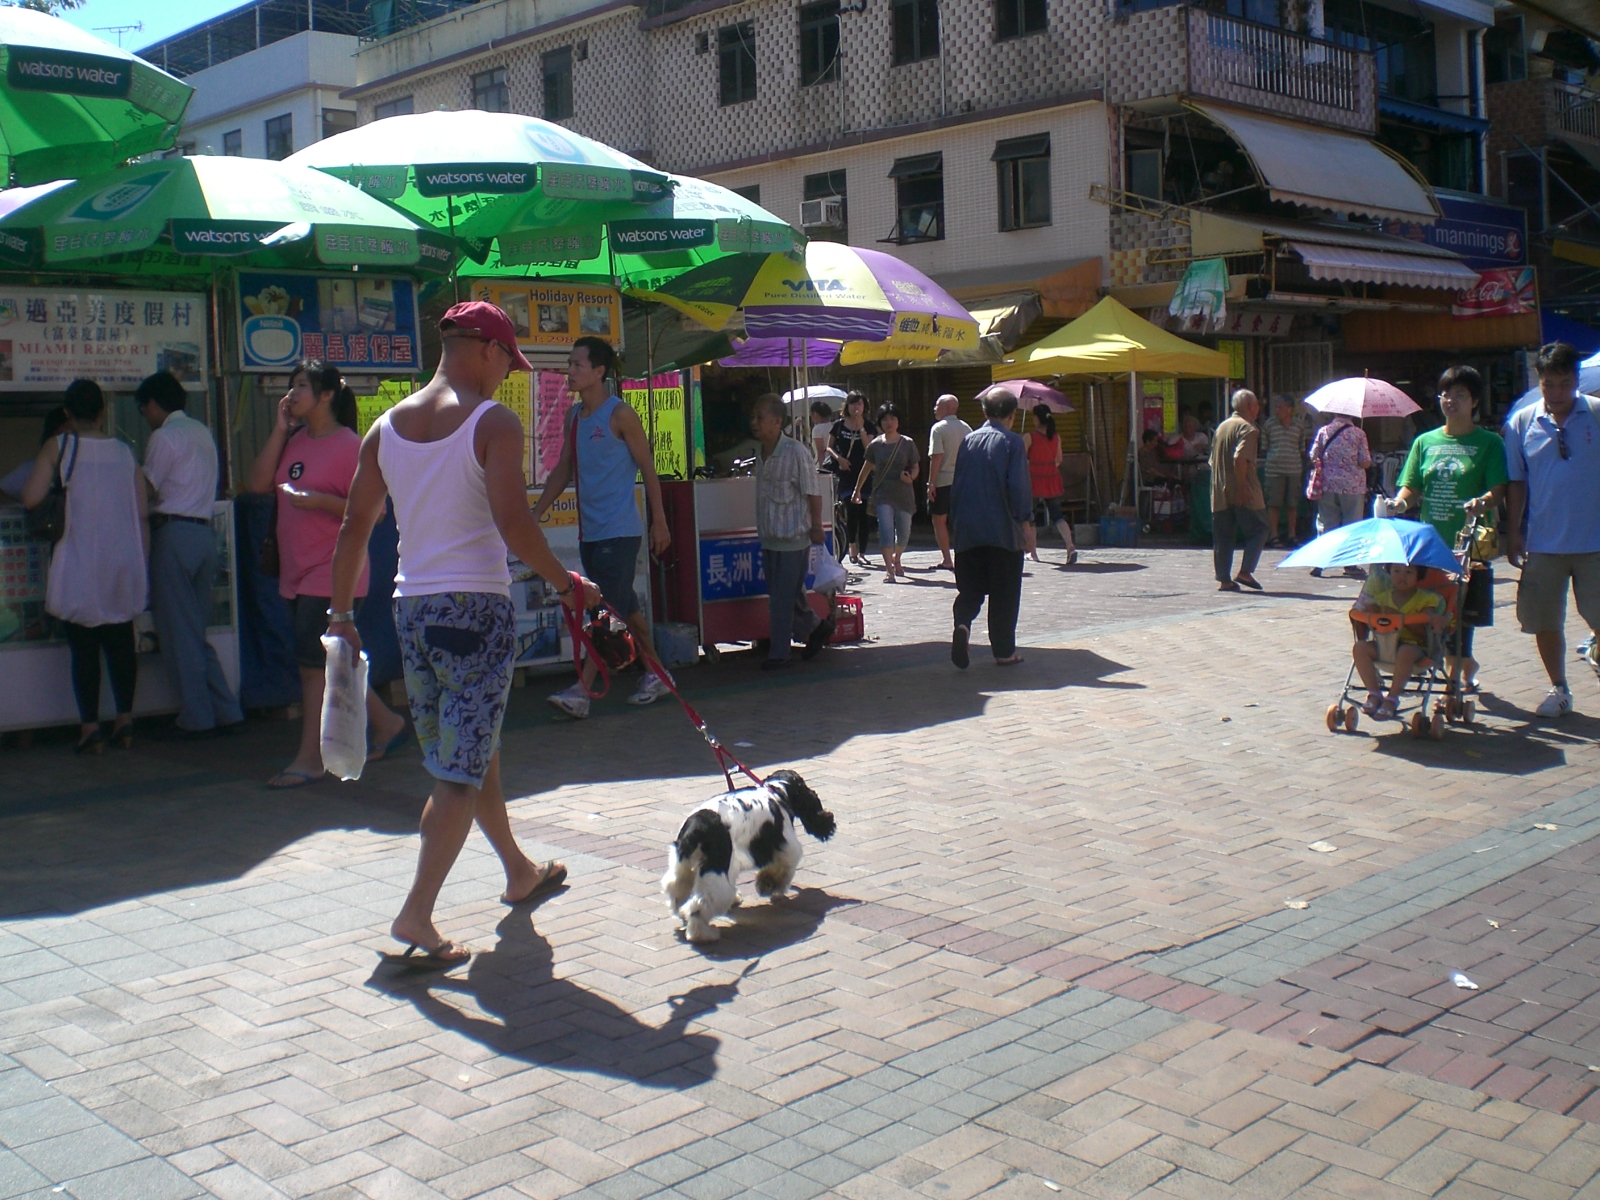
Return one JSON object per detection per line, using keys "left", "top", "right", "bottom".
{"left": 0, "top": 155, "right": 452, "bottom": 276}
{"left": 0, "top": 8, "right": 191, "bottom": 186}
{"left": 457, "top": 170, "right": 798, "bottom": 290}
{"left": 285, "top": 111, "right": 674, "bottom": 252}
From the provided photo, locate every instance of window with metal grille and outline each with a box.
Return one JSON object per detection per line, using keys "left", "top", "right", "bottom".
{"left": 473, "top": 67, "right": 510, "bottom": 112}
{"left": 892, "top": 0, "right": 938, "bottom": 65}
{"left": 994, "top": 134, "right": 1051, "bottom": 230}
{"left": 800, "top": 1, "right": 840, "bottom": 86}
{"left": 264, "top": 113, "right": 293, "bottom": 160}
{"left": 375, "top": 96, "right": 414, "bottom": 120}
{"left": 543, "top": 47, "right": 573, "bottom": 119}
{"left": 804, "top": 170, "right": 847, "bottom": 242}
{"left": 322, "top": 108, "right": 356, "bottom": 140}
{"left": 888, "top": 153, "right": 943, "bottom": 243}
{"left": 733, "top": 184, "right": 761, "bottom": 204}
{"left": 222, "top": 129, "right": 242, "bottom": 156}
{"left": 995, "top": 0, "right": 1046, "bottom": 40}
{"left": 719, "top": 23, "right": 756, "bottom": 105}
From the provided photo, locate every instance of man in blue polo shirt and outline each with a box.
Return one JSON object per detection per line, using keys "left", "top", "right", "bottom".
{"left": 1506, "top": 341, "right": 1600, "bottom": 718}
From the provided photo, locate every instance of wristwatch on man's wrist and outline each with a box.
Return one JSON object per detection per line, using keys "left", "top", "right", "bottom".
{"left": 326, "top": 608, "right": 356, "bottom": 624}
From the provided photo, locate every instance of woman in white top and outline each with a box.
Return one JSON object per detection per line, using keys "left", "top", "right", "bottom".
{"left": 22, "top": 380, "right": 148, "bottom": 754}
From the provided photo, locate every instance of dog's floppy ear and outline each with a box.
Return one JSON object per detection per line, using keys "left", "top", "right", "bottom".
{"left": 771, "top": 770, "right": 835, "bottom": 842}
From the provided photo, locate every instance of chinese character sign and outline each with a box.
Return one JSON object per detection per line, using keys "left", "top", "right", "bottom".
{"left": 701, "top": 535, "right": 766, "bottom": 601}
{"left": 0, "top": 287, "right": 207, "bottom": 392}
{"left": 236, "top": 272, "right": 421, "bottom": 374}
{"left": 620, "top": 372, "right": 688, "bottom": 480}
{"left": 535, "top": 371, "right": 573, "bottom": 486}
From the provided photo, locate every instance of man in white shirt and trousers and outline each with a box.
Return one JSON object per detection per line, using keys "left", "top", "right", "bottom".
{"left": 138, "top": 372, "right": 243, "bottom": 736}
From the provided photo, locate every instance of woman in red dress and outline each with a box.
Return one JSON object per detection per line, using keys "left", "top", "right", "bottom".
{"left": 1023, "top": 404, "right": 1078, "bottom": 565}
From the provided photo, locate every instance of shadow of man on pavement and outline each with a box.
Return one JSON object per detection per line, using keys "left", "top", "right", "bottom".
{"left": 369, "top": 905, "right": 727, "bottom": 1087}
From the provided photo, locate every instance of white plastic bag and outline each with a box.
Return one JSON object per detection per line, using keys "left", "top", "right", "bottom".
{"left": 809, "top": 544, "right": 847, "bottom": 595}
{"left": 320, "top": 633, "right": 369, "bottom": 781}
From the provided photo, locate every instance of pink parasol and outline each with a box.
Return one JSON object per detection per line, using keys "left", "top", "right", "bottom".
{"left": 980, "top": 379, "right": 1074, "bottom": 413}
{"left": 1303, "top": 376, "right": 1420, "bottom": 419}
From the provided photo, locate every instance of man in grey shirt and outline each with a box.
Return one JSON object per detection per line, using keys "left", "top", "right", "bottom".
{"left": 948, "top": 389, "right": 1032, "bottom": 668}
{"left": 927, "top": 393, "right": 971, "bottom": 571}
{"left": 751, "top": 393, "right": 827, "bottom": 670}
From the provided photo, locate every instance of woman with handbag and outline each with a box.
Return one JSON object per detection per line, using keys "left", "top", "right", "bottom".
{"left": 1390, "top": 365, "right": 1508, "bottom": 693}
{"left": 1306, "top": 413, "right": 1372, "bottom": 578}
{"left": 826, "top": 391, "right": 876, "bottom": 565}
{"left": 852, "top": 403, "right": 919, "bottom": 582}
{"left": 246, "top": 360, "right": 406, "bottom": 789}
{"left": 20, "top": 380, "right": 147, "bottom": 754}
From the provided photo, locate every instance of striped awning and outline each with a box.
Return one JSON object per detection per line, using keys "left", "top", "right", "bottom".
{"left": 1289, "top": 242, "right": 1482, "bottom": 290}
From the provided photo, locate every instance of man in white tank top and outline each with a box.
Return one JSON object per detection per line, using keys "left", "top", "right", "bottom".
{"left": 327, "top": 301, "right": 600, "bottom": 968}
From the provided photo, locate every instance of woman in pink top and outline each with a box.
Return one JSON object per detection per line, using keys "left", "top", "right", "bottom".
{"left": 247, "top": 361, "right": 406, "bottom": 788}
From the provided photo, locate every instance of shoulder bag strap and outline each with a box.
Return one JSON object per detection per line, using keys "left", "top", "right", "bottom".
{"left": 57, "top": 432, "right": 79, "bottom": 488}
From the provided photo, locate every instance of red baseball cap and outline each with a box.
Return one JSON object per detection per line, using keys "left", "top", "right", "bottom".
{"left": 439, "top": 300, "right": 533, "bottom": 373}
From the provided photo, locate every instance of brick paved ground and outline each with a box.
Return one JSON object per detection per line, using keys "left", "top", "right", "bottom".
{"left": 5, "top": 542, "right": 1600, "bottom": 1199}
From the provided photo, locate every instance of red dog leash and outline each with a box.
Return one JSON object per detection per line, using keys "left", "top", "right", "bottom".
{"left": 559, "top": 574, "right": 765, "bottom": 791}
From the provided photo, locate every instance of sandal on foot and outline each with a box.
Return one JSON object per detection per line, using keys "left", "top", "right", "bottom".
{"left": 379, "top": 940, "right": 472, "bottom": 970}
{"left": 1374, "top": 697, "right": 1399, "bottom": 721}
{"left": 267, "top": 769, "right": 323, "bottom": 790}
{"left": 995, "top": 654, "right": 1024, "bottom": 666}
{"left": 75, "top": 730, "right": 105, "bottom": 755}
{"left": 951, "top": 624, "right": 970, "bottom": 670}
{"left": 366, "top": 726, "right": 411, "bottom": 763}
{"left": 1361, "top": 692, "right": 1384, "bottom": 717}
{"left": 110, "top": 725, "right": 134, "bottom": 750}
{"left": 502, "top": 861, "right": 567, "bottom": 905}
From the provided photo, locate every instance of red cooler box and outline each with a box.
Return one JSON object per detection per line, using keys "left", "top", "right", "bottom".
{"left": 806, "top": 593, "right": 864, "bottom": 642}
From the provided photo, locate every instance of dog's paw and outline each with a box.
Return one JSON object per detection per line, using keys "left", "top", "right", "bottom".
{"left": 730, "top": 892, "right": 744, "bottom": 908}
{"left": 685, "top": 921, "right": 721, "bottom": 943}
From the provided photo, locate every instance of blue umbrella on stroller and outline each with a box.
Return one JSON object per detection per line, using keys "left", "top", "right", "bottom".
{"left": 1277, "top": 517, "right": 1460, "bottom": 575}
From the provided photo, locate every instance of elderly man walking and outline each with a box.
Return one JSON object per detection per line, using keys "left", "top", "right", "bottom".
{"left": 1506, "top": 341, "right": 1600, "bottom": 718}
{"left": 751, "top": 393, "right": 829, "bottom": 670}
{"left": 1210, "top": 389, "right": 1268, "bottom": 593}
{"left": 949, "top": 388, "right": 1032, "bottom": 668}
{"left": 927, "top": 393, "right": 970, "bottom": 570}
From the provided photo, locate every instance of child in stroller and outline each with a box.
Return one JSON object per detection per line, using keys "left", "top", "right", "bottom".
{"left": 1349, "top": 563, "right": 1448, "bottom": 723}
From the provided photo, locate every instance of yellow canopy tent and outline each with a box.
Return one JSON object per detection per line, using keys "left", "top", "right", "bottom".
{"left": 994, "top": 296, "right": 1232, "bottom": 505}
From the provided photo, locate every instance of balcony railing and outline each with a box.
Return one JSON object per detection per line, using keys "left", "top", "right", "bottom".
{"left": 1554, "top": 81, "right": 1600, "bottom": 142}
{"left": 1187, "top": 8, "right": 1376, "bottom": 132}
{"left": 361, "top": 0, "right": 478, "bottom": 42}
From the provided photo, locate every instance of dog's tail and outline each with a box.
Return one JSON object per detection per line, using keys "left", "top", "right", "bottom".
{"left": 770, "top": 770, "right": 836, "bottom": 842}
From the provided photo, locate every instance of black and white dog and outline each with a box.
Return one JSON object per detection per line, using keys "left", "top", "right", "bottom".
{"left": 661, "top": 770, "right": 836, "bottom": 943}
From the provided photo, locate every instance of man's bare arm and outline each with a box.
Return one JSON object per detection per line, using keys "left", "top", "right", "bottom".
{"left": 327, "top": 427, "right": 391, "bottom": 653}
{"left": 613, "top": 403, "right": 671, "bottom": 556}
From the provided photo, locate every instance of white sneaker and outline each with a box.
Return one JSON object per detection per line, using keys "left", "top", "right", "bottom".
{"left": 627, "top": 672, "right": 671, "bottom": 706}
{"left": 547, "top": 683, "right": 590, "bottom": 719}
{"left": 1535, "top": 687, "right": 1573, "bottom": 718}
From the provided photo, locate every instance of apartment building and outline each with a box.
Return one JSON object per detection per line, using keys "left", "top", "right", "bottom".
{"left": 348, "top": 0, "right": 1559, "bottom": 414}
{"left": 140, "top": 0, "right": 367, "bottom": 160}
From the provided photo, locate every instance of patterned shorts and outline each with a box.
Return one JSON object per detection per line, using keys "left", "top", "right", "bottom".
{"left": 393, "top": 591, "right": 517, "bottom": 788}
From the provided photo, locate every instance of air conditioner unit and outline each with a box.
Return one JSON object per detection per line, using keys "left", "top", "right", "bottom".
{"left": 799, "top": 196, "right": 844, "bottom": 229}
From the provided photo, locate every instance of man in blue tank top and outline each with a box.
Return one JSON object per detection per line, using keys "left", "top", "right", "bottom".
{"left": 534, "top": 336, "right": 673, "bottom": 718}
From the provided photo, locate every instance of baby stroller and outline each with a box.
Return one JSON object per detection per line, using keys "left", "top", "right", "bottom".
{"left": 1327, "top": 563, "right": 1469, "bottom": 739}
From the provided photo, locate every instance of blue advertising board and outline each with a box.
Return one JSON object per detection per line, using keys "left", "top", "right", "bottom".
{"left": 1379, "top": 193, "right": 1527, "bottom": 271}
{"left": 235, "top": 271, "right": 422, "bottom": 374}
{"left": 701, "top": 535, "right": 766, "bottom": 602}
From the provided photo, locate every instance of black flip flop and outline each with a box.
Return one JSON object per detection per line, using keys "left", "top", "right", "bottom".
{"left": 951, "top": 625, "right": 970, "bottom": 670}
{"left": 1235, "top": 576, "right": 1264, "bottom": 591}
{"left": 502, "top": 862, "right": 567, "bottom": 906}
{"left": 379, "top": 942, "right": 472, "bottom": 971}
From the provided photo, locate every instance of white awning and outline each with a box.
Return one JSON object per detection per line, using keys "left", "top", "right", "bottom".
{"left": 1188, "top": 103, "right": 1440, "bottom": 223}
{"left": 1289, "top": 243, "right": 1482, "bottom": 289}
